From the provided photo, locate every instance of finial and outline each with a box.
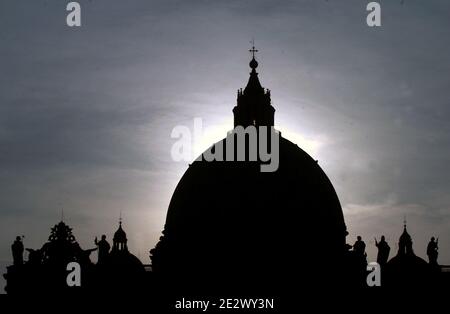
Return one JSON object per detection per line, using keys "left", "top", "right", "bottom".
{"left": 119, "top": 210, "right": 122, "bottom": 226}
{"left": 61, "top": 208, "right": 64, "bottom": 222}
{"left": 249, "top": 40, "right": 259, "bottom": 70}
{"left": 249, "top": 39, "right": 258, "bottom": 59}
{"left": 403, "top": 216, "right": 407, "bottom": 229}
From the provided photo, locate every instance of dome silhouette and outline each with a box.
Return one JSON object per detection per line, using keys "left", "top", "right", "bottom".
{"left": 104, "top": 220, "right": 144, "bottom": 273}
{"left": 151, "top": 49, "right": 348, "bottom": 291}
{"left": 97, "top": 220, "right": 146, "bottom": 292}
{"left": 249, "top": 57, "right": 258, "bottom": 69}
{"left": 385, "top": 223, "right": 432, "bottom": 286}
{"left": 106, "top": 249, "right": 144, "bottom": 270}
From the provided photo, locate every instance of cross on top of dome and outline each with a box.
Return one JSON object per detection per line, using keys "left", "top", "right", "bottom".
{"left": 249, "top": 41, "right": 259, "bottom": 70}
{"left": 249, "top": 40, "right": 258, "bottom": 58}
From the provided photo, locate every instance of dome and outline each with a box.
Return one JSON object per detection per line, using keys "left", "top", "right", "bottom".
{"left": 98, "top": 221, "right": 145, "bottom": 292}
{"left": 249, "top": 57, "right": 258, "bottom": 69}
{"left": 107, "top": 250, "right": 144, "bottom": 270}
{"left": 151, "top": 50, "right": 348, "bottom": 291}
{"left": 151, "top": 136, "right": 347, "bottom": 290}
{"left": 385, "top": 223, "right": 431, "bottom": 286}
{"left": 99, "top": 242, "right": 146, "bottom": 292}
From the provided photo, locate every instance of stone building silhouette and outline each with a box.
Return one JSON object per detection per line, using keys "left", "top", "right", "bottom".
{"left": 384, "top": 222, "right": 439, "bottom": 287}
{"left": 4, "top": 219, "right": 147, "bottom": 294}
{"left": 4, "top": 220, "right": 95, "bottom": 294}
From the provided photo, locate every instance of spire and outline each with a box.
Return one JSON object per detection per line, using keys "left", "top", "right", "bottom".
{"left": 245, "top": 43, "right": 262, "bottom": 93}
{"left": 113, "top": 213, "right": 128, "bottom": 251}
{"left": 233, "top": 44, "right": 275, "bottom": 127}
{"left": 399, "top": 218, "right": 413, "bottom": 255}
{"left": 401, "top": 217, "right": 410, "bottom": 238}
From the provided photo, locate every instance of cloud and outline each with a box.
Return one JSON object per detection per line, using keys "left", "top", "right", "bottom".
{"left": 0, "top": 0, "right": 450, "bottom": 270}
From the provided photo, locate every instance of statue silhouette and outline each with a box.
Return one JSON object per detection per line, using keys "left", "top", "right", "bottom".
{"left": 426, "top": 237, "right": 439, "bottom": 265}
{"left": 375, "top": 235, "right": 390, "bottom": 267}
{"left": 353, "top": 236, "right": 366, "bottom": 257}
{"left": 11, "top": 236, "right": 24, "bottom": 266}
{"left": 95, "top": 235, "right": 110, "bottom": 264}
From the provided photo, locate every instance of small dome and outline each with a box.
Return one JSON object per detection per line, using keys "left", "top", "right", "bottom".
{"left": 385, "top": 223, "right": 431, "bottom": 286}
{"left": 108, "top": 250, "right": 144, "bottom": 270}
{"left": 249, "top": 57, "right": 258, "bottom": 69}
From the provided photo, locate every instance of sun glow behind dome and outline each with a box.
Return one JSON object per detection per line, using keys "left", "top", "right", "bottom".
{"left": 277, "top": 127, "right": 325, "bottom": 157}
{"left": 191, "top": 118, "right": 233, "bottom": 161}
{"left": 190, "top": 118, "right": 325, "bottom": 163}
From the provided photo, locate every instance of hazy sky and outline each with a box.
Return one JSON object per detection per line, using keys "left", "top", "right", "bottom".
{"left": 1, "top": 0, "right": 450, "bottom": 289}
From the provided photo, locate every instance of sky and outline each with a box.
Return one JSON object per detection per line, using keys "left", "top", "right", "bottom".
{"left": 1, "top": 0, "right": 450, "bottom": 291}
